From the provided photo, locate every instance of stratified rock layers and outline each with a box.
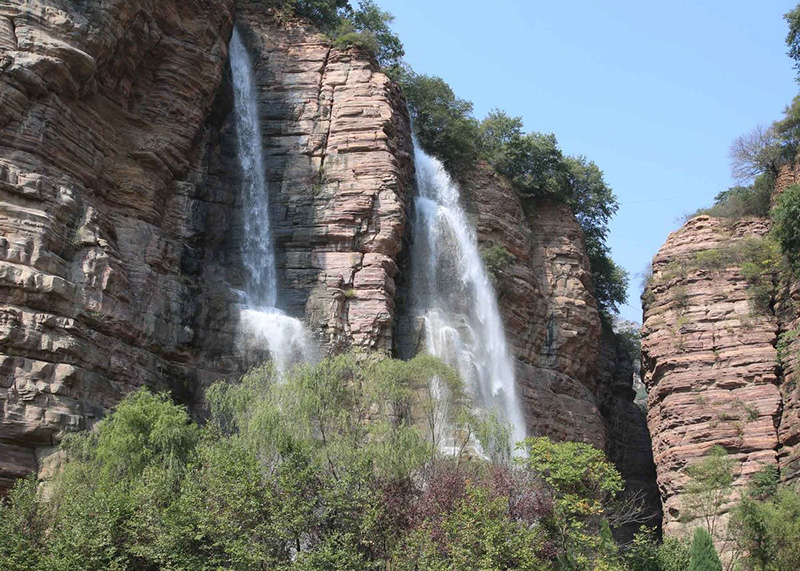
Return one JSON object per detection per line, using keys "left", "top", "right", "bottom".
{"left": 641, "top": 216, "right": 783, "bottom": 534}
{"left": 236, "top": 2, "right": 413, "bottom": 353}
{"left": 0, "top": 0, "right": 238, "bottom": 490}
{"left": 0, "top": 1, "right": 413, "bottom": 489}
{"left": 0, "top": 0, "right": 655, "bottom": 503}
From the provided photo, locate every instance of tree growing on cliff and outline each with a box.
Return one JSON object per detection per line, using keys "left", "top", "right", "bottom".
{"left": 400, "top": 71, "right": 481, "bottom": 173}
{"left": 681, "top": 446, "right": 735, "bottom": 539}
{"left": 332, "top": 0, "right": 404, "bottom": 70}
{"left": 728, "top": 125, "right": 784, "bottom": 183}
{"left": 772, "top": 183, "right": 800, "bottom": 271}
{"left": 688, "top": 528, "right": 723, "bottom": 571}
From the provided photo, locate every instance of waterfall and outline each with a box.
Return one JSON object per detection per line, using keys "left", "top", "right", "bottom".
{"left": 409, "top": 142, "right": 527, "bottom": 452}
{"left": 229, "top": 28, "right": 314, "bottom": 376}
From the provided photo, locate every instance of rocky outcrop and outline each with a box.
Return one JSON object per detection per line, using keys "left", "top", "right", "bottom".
{"left": 0, "top": 0, "right": 414, "bottom": 490}
{"left": 235, "top": 2, "right": 414, "bottom": 354}
{"left": 641, "top": 216, "right": 783, "bottom": 535}
{"left": 0, "top": 0, "right": 238, "bottom": 491}
{"left": 458, "top": 165, "right": 606, "bottom": 447}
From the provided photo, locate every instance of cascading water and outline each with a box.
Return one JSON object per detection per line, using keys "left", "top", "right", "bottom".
{"left": 229, "top": 28, "right": 314, "bottom": 376}
{"left": 409, "top": 142, "right": 527, "bottom": 452}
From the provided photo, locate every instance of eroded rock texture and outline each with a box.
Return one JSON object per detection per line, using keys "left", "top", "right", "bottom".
{"left": 0, "top": 1, "right": 414, "bottom": 490}
{"left": 0, "top": 0, "right": 238, "bottom": 491}
{"left": 236, "top": 2, "right": 414, "bottom": 353}
{"left": 642, "top": 216, "right": 783, "bottom": 535}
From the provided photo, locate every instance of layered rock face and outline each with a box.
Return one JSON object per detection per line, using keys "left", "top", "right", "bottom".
{"left": 641, "top": 216, "right": 784, "bottom": 534}
{"left": 458, "top": 165, "right": 606, "bottom": 447}
{"left": 0, "top": 0, "right": 654, "bottom": 502}
{"left": 0, "top": 1, "right": 413, "bottom": 490}
{"left": 459, "top": 164, "right": 657, "bottom": 499}
{"left": 0, "top": 0, "right": 238, "bottom": 491}
{"left": 236, "top": 2, "right": 413, "bottom": 354}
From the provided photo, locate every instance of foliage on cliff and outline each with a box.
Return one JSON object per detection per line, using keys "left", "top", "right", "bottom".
{"left": 0, "top": 354, "right": 647, "bottom": 571}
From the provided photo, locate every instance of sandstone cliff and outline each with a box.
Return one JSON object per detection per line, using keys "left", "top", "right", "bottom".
{"left": 0, "top": 0, "right": 654, "bottom": 502}
{"left": 641, "top": 213, "right": 800, "bottom": 537}
{"left": 458, "top": 164, "right": 658, "bottom": 524}
{"left": 0, "top": 0, "right": 238, "bottom": 492}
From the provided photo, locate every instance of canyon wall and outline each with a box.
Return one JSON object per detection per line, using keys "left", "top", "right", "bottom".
{"left": 459, "top": 165, "right": 658, "bottom": 523}
{"left": 0, "top": 0, "right": 653, "bottom": 502}
{"left": 0, "top": 0, "right": 239, "bottom": 492}
{"left": 642, "top": 212, "right": 800, "bottom": 537}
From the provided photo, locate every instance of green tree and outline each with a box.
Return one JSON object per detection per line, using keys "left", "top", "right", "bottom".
{"left": 293, "top": 0, "right": 350, "bottom": 30}
{"left": 400, "top": 71, "right": 481, "bottom": 174}
{"left": 682, "top": 445, "right": 735, "bottom": 538}
{"left": 688, "top": 527, "right": 722, "bottom": 571}
{"left": 333, "top": 0, "right": 404, "bottom": 70}
{"left": 518, "top": 436, "right": 624, "bottom": 569}
{"left": 785, "top": 5, "right": 800, "bottom": 80}
{"left": 730, "top": 485, "right": 800, "bottom": 571}
{"left": 772, "top": 183, "right": 800, "bottom": 270}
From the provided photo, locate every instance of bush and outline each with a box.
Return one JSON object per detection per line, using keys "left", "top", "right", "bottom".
{"left": 730, "top": 486, "right": 800, "bottom": 571}
{"left": 399, "top": 71, "right": 481, "bottom": 174}
{"left": 480, "top": 243, "right": 515, "bottom": 287}
{"left": 772, "top": 183, "right": 800, "bottom": 270}
{"left": 688, "top": 527, "right": 722, "bottom": 571}
{"left": 696, "top": 174, "right": 774, "bottom": 219}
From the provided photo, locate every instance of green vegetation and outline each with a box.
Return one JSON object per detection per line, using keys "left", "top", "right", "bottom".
{"left": 400, "top": 70, "right": 481, "bottom": 173}
{"left": 284, "top": 1, "right": 404, "bottom": 70}
{"left": 694, "top": 174, "right": 774, "bottom": 219}
{"left": 772, "top": 184, "right": 800, "bottom": 271}
{"left": 1, "top": 353, "right": 654, "bottom": 571}
{"left": 687, "top": 528, "right": 722, "bottom": 571}
{"left": 480, "top": 243, "right": 515, "bottom": 287}
{"left": 475, "top": 109, "right": 628, "bottom": 317}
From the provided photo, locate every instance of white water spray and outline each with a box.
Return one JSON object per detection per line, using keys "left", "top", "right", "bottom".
{"left": 409, "top": 143, "right": 527, "bottom": 451}
{"left": 230, "top": 28, "right": 314, "bottom": 376}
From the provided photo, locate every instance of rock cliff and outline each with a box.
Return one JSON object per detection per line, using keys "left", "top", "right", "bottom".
{"left": 0, "top": 0, "right": 238, "bottom": 492}
{"left": 0, "top": 0, "right": 653, "bottom": 502}
{"left": 641, "top": 212, "right": 800, "bottom": 536}
{"left": 458, "top": 164, "right": 658, "bottom": 523}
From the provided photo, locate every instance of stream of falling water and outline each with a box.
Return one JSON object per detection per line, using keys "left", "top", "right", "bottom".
{"left": 229, "top": 28, "right": 314, "bottom": 376}
{"left": 409, "top": 142, "right": 527, "bottom": 453}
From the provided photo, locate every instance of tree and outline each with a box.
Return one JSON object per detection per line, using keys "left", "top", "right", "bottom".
{"left": 518, "top": 436, "right": 624, "bottom": 569}
{"left": 772, "top": 183, "right": 800, "bottom": 270}
{"left": 728, "top": 125, "right": 783, "bottom": 183}
{"left": 333, "top": 0, "right": 404, "bottom": 70}
{"left": 689, "top": 527, "right": 723, "bottom": 571}
{"left": 785, "top": 5, "right": 800, "bottom": 81}
{"left": 682, "top": 446, "right": 735, "bottom": 538}
{"left": 730, "top": 485, "right": 800, "bottom": 571}
{"left": 400, "top": 71, "right": 481, "bottom": 174}
{"left": 293, "top": 0, "right": 350, "bottom": 30}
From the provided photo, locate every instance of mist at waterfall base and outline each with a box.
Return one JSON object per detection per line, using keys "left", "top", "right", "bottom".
{"left": 229, "top": 28, "right": 315, "bottom": 376}
{"left": 409, "top": 141, "right": 527, "bottom": 455}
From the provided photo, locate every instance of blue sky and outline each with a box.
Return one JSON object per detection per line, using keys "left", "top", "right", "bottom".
{"left": 374, "top": 0, "right": 799, "bottom": 323}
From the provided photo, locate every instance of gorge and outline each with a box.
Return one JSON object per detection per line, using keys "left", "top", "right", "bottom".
{"left": 4, "top": 0, "right": 800, "bottom": 568}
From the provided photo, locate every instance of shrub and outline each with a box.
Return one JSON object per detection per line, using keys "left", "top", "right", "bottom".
{"left": 730, "top": 486, "right": 800, "bottom": 571}
{"left": 480, "top": 244, "right": 515, "bottom": 286}
{"left": 772, "top": 183, "right": 800, "bottom": 271}
{"left": 688, "top": 527, "right": 722, "bottom": 571}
